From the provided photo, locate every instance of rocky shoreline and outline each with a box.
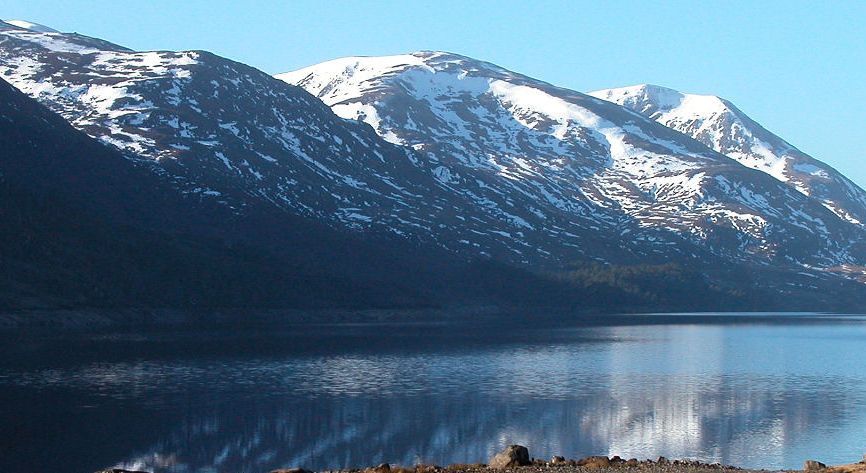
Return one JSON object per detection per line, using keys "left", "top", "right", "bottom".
{"left": 97, "top": 445, "right": 866, "bottom": 473}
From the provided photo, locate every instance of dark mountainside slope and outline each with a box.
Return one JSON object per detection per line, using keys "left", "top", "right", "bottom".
{"left": 5, "top": 75, "right": 830, "bottom": 317}
{"left": 0, "top": 77, "right": 440, "bottom": 311}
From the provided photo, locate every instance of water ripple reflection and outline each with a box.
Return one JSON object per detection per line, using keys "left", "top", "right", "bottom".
{"left": 1, "top": 315, "right": 865, "bottom": 472}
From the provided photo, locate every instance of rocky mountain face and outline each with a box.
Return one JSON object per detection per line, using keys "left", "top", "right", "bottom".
{"left": 2, "top": 18, "right": 866, "bottom": 310}
{"left": 279, "top": 52, "right": 866, "bottom": 270}
{"left": 589, "top": 84, "right": 866, "bottom": 226}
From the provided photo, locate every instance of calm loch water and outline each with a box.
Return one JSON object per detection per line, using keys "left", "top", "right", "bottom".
{"left": 1, "top": 313, "right": 866, "bottom": 473}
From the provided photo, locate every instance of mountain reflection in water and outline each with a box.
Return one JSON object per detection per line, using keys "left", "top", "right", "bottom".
{"left": 1, "top": 315, "right": 865, "bottom": 473}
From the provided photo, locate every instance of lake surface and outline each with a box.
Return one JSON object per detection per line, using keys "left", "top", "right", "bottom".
{"left": 1, "top": 313, "right": 866, "bottom": 473}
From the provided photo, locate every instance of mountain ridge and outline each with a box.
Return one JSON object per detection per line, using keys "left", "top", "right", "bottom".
{"left": 280, "top": 51, "right": 866, "bottom": 271}
{"left": 2, "top": 19, "right": 59, "bottom": 33}
{"left": 2, "top": 24, "right": 865, "bottom": 311}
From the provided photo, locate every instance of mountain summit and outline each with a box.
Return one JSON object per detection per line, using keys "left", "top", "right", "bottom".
{"left": 590, "top": 84, "right": 866, "bottom": 225}
{"left": 1, "top": 19, "right": 59, "bottom": 33}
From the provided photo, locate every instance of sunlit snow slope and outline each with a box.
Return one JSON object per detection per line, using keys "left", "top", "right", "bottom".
{"left": 279, "top": 51, "right": 866, "bottom": 268}
{"left": 2, "top": 19, "right": 58, "bottom": 33}
{"left": 590, "top": 84, "right": 866, "bottom": 226}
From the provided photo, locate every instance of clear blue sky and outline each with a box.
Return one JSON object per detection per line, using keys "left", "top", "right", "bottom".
{"left": 3, "top": 0, "right": 865, "bottom": 188}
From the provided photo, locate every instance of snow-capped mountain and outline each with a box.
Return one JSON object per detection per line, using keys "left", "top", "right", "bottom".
{"left": 279, "top": 51, "right": 865, "bottom": 269}
{"left": 3, "top": 73, "right": 568, "bottom": 311}
{"left": 589, "top": 84, "right": 866, "bottom": 225}
{"left": 0, "top": 22, "right": 704, "bottom": 267}
{"left": 2, "top": 16, "right": 865, "bottom": 281}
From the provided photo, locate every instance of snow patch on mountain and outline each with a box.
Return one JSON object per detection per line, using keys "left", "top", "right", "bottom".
{"left": 3, "top": 19, "right": 59, "bottom": 33}
{"left": 0, "top": 27, "right": 103, "bottom": 54}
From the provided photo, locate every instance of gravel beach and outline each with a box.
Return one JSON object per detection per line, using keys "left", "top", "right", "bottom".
{"left": 97, "top": 445, "right": 866, "bottom": 473}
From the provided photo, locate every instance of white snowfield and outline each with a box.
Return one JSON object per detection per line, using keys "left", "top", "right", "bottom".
{"left": 590, "top": 84, "right": 866, "bottom": 225}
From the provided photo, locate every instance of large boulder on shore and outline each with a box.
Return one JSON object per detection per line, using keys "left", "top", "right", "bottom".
{"left": 489, "top": 445, "right": 531, "bottom": 469}
{"left": 805, "top": 460, "right": 827, "bottom": 471}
